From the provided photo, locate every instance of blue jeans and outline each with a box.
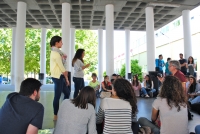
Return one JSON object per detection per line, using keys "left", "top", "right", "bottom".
{"left": 138, "top": 117, "right": 160, "bottom": 134}
{"left": 73, "top": 77, "right": 84, "bottom": 98}
{"left": 195, "top": 125, "right": 200, "bottom": 134}
{"left": 52, "top": 75, "right": 70, "bottom": 115}
{"left": 141, "top": 87, "right": 156, "bottom": 95}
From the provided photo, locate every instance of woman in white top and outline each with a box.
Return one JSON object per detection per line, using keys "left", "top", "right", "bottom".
{"left": 138, "top": 76, "right": 188, "bottom": 134}
{"left": 96, "top": 78, "right": 138, "bottom": 134}
{"left": 54, "top": 86, "right": 97, "bottom": 134}
{"left": 141, "top": 75, "right": 156, "bottom": 97}
{"left": 72, "top": 49, "right": 90, "bottom": 98}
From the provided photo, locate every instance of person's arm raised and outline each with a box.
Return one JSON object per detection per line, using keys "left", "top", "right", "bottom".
{"left": 26, "top": 124, "right": 38, "bottom": 134}
{"left": 82, "top": 63, "right": 90, "bottom": 70}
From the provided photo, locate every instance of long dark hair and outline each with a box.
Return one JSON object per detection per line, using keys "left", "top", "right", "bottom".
{"left": 146, "top": 75, "right": 152, "bottom": 88}
{"left": 132, "top": 75, "right": 139, "bottom": 86}
{"left": 189, "top": 76, "right": 197, "bottom": 93}
{"left": 113, "top": 79, "right": 138, "bottom": 116}
{"left": 188, "top": 56, "right": 194, "bottom": 64}
{"left": 71, "top": 86, "right": 96, "bottom": 109}
{"left": 159, "top": 76, "right": 187, "bottom": 112}
{"left": 72, "top": 49, "right": 85, "bottom": 67}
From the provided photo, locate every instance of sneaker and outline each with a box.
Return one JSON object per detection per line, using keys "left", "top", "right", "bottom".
{"left": 149, "top": 92, "right": 153, "bottom": 98}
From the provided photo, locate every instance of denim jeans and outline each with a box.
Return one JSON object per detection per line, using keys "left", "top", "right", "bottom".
{"left": 73, "top": 77, "right": 84, "bottom": 98}
{"left": 195, "top": 125, "right": 200, "bottom": 134}
{"left": 141, "top": 87, "right": 156, "bottom": 96}
{"left": 52, "top": 75, "right": 70, "bottom": 115}
{"left": 138, "top": 117, "right": 160, "bottom": 134}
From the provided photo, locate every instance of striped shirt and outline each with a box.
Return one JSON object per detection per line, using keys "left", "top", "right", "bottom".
{"left": 96, "top": 98, "right": 133, "bottom": 134}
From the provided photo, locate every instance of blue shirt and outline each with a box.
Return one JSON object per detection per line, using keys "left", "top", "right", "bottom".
{"left": 155, "top": 59, "right": 165, "bottom": 71}
{"left": 165, "top": 62, "right": 171, "bottom": 75}
{"left": 0, "top": 77, "right": 2, "bottom": 84}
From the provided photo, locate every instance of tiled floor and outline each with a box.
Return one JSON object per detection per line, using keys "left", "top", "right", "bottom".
{"left": 0, "top": 91, "right": 200, "bottom": 133}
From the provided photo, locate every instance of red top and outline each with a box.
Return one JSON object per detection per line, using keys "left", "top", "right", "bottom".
{"left": 174, "top": 70, "right": 186, "bottom": 83}
{"left": 101, "top": 81, "right": 111, "bottom": 86}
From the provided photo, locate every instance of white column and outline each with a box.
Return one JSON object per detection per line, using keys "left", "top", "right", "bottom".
{"left": 145, "top": 7, "right": 155, "bottom": 72}
{"left": 61, "top": 2, "right": 71, "bottom": 71}
{"left": 98, "top": 29, "right": 103, "bottom": 83}
{"left": 71, "top": 28, "right": 75, "bottom": 83}
{"left": 11, "top": 27, "right": 16, "bottom": 85}
{"left": 106, "top": 4, "right": 114, "bottom": 78}
{"left": 182, "top": 10, "right": 192, "bottom": 59}
{"left": 15, "top": 1, "right": 26, "bottom": 92}
{"left": 125, "top": 29, "right": 131, "bottom": 79}
{"left": 40, "top": 28, "right": 47, "bottom": 84}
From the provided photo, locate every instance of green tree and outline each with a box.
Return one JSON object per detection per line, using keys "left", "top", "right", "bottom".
{"left": 119, "top": 60, "right": 143, "bottom": 81}
{"left": 0, "top": 28, "right": 12, "bottom": 77}
{"left": 75, "top": 30, "right": 98, "bottom": 74}
{"left": 25, "top": 29, "right": 41, "bottom": 78}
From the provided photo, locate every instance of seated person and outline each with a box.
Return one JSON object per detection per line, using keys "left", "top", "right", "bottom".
{"left": 187, "top": 76, "right": 200, "bottom": 101}
{"left": 89, "top": 73, "right": 100, "bottom": 97}
{"left": 111, "top": 73, "right": 117, "bottom": 84}
{"left": 0, "top": 78, "right": 44, "bottom": 134}
{"left": 96, "top": 79, "right": 139, "bottom": 134}
{"left": 185, "top": 75, "right": 190, "bottom": 90}
{"left": 132, "top": 74, "right": 141, "bottom": 96}
{"left": 141, "top": 75, "right": 156, "bottom": 97}
{"left": 54, "top": 86, "right": 97, "bottom": 134}
{"left": 101, "top": 75, "right": 112, "bottom": 93}
{"left": 195, "top": 125, "right": 200, "bottom": 134}
{"left": 138, "top": 76, "right": 188, "bottom": 134}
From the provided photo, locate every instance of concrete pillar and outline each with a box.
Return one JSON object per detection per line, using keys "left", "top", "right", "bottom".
{"left": 106, "top": 4, "right": 114, "bottom": 78}
{"left": 40, "top": 28, "right": 47, "bottom": 84}
{"left": 182, "top": 10, "right": 192, "bottom": 59}
{"left": 98, "top": 29, "right": 103, "bottom": 83}
{"left": 61, "top": 2, "right": 71, "bottom": 71}
{"left": 15, "top": 1, "right": 26, "bottom": 92}
{"left": 145, "top": 7, "right": 155, "bottom": 72}
{"left": 71, "top": 28, "right": 75, "bottom": 83}
{"left": 11, "top": 27, "right": 16, "bottom": 85}
{"left": 125, "top": 29, "right": 131, "bottom": 79}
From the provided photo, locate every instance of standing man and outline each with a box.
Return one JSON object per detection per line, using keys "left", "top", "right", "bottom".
{"left": 0, "top": 78, "right": 44, "bottom": 134}
{"left": 155, "top": 55, "right": 165, "bottom": 75}
{"left": 179, "top": 53, "right": 187, "bottom": 75}
{"left": 50, "top": 36, "right": 70, "bottom": 121}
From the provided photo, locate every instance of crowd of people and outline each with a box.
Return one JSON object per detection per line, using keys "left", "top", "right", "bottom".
{"left": 0, "top": 35, "right": 200, "bottom": 134}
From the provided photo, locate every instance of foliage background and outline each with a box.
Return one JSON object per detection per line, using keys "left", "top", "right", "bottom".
{"left": 0, "top": 28, "right": 98, "bottom": 79}
{"left": 119, "top": 60, "right": 143, "bottom": 81}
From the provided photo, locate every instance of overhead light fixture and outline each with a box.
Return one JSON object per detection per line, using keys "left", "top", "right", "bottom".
{"left": 148, "top": 2, "right": 180, "bottom": 8}
{"left": 86, "top": 0, "right": 90, "bottom": 1}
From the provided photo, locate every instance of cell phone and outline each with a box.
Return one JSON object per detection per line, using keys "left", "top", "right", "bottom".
{"left": 157, "top": 73, "right": 163, "bottom": 78}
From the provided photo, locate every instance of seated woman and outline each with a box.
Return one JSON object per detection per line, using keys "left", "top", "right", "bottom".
{"left": 141, "top": 75, "right": 156, "bottom": 97}
{"left": 138, "top": 76, "right": 188, "bottom": 134}
{"left": 89, "top": 73, "right": 100, "bottom": 98}
{"left": 132, "top": 75, "right": 141, "bottom": 97}
{"left": 97, "top": 78, "right": 138, "bottom": 134}
{"left": 54, "top": 86, "right": 97, "bottom": 134}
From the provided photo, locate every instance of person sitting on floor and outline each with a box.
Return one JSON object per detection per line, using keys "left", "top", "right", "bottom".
{"left": 89, "top": 73, "right": 100, "bottom": 98}
{"left": 0, "top": 78, "right": 44, "bottom": 134}
{"left": 132, "top": 74, "right": 141, "bottom": 97}
{"left": 54, "top": 86, "right": 97, "bottom": 134}
{"left": 141, "top": 75, "right": 156, "bottom": 97}
{"left": 188, "top": 76, "right": 200, "bottom": 101}
{"left": 138, "top": 76, "right": 188, "bottom": 134}
{"left": 96, "top": 78, "right": 139, "bottom": 134}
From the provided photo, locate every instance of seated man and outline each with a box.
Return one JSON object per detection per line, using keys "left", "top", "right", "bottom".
{"left": 0, "top": 78, "right": 44, "bottom": 134}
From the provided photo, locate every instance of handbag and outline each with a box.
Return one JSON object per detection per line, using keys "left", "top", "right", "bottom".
{"left": 100, "top": 91, "right": 111, "bottom": 98}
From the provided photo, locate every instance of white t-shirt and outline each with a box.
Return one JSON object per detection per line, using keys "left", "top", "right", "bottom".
{"left": 152, "top": 97, "right": 188, "bottom": 134}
